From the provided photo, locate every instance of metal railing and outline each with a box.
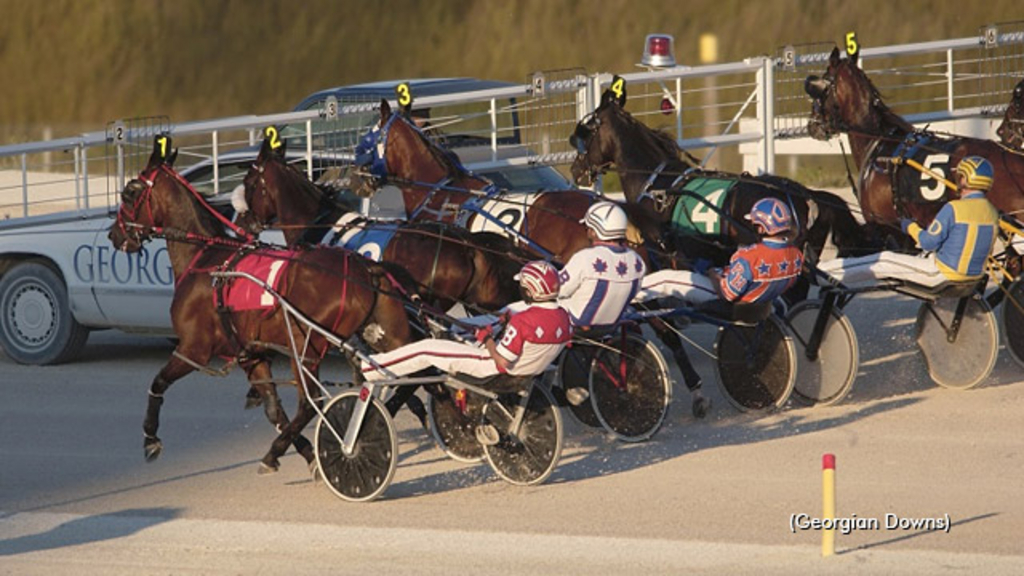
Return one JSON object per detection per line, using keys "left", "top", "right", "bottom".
{"left": 2, "top": 22, "right": 1023, "bottom": 221}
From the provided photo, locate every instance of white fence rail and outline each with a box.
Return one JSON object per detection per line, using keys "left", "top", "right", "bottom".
{"left": 2, "top": 22, "right": 1023, "bottom": 220}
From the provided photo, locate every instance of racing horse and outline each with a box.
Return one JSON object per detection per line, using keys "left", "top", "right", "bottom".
{"left": 108, "top": 138, "right": 417, "bottom": 474}
{"left": 234, "top": 133, "right": 524, "bottom": 311}
{"left": 996, "top": 78, "right": 1024, "bottom": 150}
{"left": 569, "top": 80, "right": 875, "bottom": 269}
{"left": 805, "top": 47, "right": 1024, "bottom": 230}
{"left": 349, "top": 98, "right": 726, "bottom": 418}
{"left": 349, "top": 98, "right": 641, "bottom": 265}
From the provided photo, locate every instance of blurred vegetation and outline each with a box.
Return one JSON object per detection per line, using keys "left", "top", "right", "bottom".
{"left": 0, "top": 0, "right": 1021, "bottom": 152}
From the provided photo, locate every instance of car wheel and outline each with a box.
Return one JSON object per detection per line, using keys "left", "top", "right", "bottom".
{"left": 0, "top": 261, "right": 89, "bottom": 365}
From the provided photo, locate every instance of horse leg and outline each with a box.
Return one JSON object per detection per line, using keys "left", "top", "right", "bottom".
{"left": 259, "top": 360, "right": 322, "bottom": 475}
{"left": 384, "top": 385, "right": 428, "bottom": 429}
{"left": 143, "top": 354, "right": 196, "bottom": 462}
{"left": 244, "top": 361, "right": 314, "bottom": 464}
{"left": 649, "top": 319, "right": 711, "bottom": 419}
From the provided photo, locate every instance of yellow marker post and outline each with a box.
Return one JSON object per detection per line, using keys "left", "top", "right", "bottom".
{"left": 822, "top": 453, "right": 836, "bottom": 557}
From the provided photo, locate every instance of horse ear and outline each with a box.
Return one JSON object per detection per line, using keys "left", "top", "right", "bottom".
{"left": 166, "top": 147, "right": 178, "bottom": 167}
{"left": 259, "top": 135, "right": 274, "bottom": 159}
{"left": 380, "top": 98, "right": 392, "bottom": 122}
{"left": 830, "top": 46, "right": 841, "bottom": 65}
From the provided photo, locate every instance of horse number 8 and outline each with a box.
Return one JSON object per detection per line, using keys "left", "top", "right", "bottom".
{"left": 265, "top": 126, "right": 281, "bottom": 150}
{"left": 396, "top": 83, "right": 412, "bottom": 107}
{"left": 845, "top": 32, "right": 859, "bottom": 57}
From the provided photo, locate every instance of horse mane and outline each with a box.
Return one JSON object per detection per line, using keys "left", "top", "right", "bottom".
{"left": 843, "top": 60, "right": 915, "bottom": 133}
{"left": 609, "top": 104, "right": 686, "bottom": 163}
{"left": 399, "top": 116, "right": 466, "bottom": 177}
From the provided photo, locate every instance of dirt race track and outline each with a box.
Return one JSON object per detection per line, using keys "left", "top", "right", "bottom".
{"left": 1, "top": 293, "right": 1023, "bottom": 575}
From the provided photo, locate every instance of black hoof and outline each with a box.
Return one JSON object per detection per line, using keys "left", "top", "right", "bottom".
{"left": 244, "top": 388, "right": 263, "bottom": 410}
{"left": 692, "top": 396, "right": 712, "bottom": 419}
{"left": 144, "top": 439, "right": 163, "bottom": 462}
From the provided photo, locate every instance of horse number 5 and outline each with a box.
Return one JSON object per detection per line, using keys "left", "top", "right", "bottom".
{"left": 919, "top": 154, "right": 950, "bottom": 201}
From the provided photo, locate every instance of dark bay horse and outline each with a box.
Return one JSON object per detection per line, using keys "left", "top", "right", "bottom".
{"left": 806, "top": 47, "right": 1024, "bottom": 229}
{"left": 108, "top": 139, "right": 416, "bottom": 474}
{"left": 234, "top": 136, "right": 523, "bottom": 312}
{"left": 569, "top": 84, "right": 874, "bottom": 267}
{"left": 350, "top": 98, "right": 638, "bottom": 265}
{"left": 996, "top": 78, "right": 1024, "bottom": 150}
{"left": 349, "top": 99, "right": 719, "bottom": 416}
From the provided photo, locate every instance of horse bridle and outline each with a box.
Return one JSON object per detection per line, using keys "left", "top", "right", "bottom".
{"left": 116, "top": 163, "right": 254, "bottom": 245}
{"left": 570, "top": 111, "right": 613, "bottom": 185}
{"left": 114, "top": 167, "right": 162, "bottom": 247}
{"left": 999, "top": 84, "right": 1024, "bottom": 149}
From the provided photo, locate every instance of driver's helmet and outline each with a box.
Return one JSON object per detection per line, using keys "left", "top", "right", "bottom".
{"left": 515, "top": 260, "right": 560, "bottom": 301}
{"left": 955, "top": 156, "right": 994, "bottom": 191}
{"left": 581, "top": 201, "right": 628, "bottom": 241}
{"left": 746, "top": 198, "right": 794, "bottom": 236}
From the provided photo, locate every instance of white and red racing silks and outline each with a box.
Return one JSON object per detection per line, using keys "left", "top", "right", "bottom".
{"left": 558, "top": 244, "right": 646, "bottom": 328}
{"left": 494, "top": 302, "right": 572, "bottom": 376}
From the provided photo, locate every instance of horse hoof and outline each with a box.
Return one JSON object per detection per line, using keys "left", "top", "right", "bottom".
{"left": 144, "top": 440, "right": 163, "bottom": 462}
{"left": 244, "top": 396, "right": 263, "bottom": 410}
{"left": 692, "top": 396, "right": 712, "bottom": 420}
{"left": 257, "top": 462, "right": 279, "bottom": 475}
{"left": 309, "top": 461, "right": 322, "bottom": 484}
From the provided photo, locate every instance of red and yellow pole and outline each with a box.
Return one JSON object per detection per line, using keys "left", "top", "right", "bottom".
{"left": 822, "top": 453, "right": 836, "bottom": 557}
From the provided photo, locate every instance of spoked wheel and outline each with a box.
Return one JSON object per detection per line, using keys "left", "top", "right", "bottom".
{"left": 426, "top": 389, "right": 484, "bottom": 463}
{"left": 555, "top": 344, "right": 602, "bottom": 427}
{"left": 588, "top": 333, "right": 672, "bottom": 442}
{"left": 786, "top": 300, "right": 859, "bottom": 406}
{"left": 999, "top": 278, "right": 1024, "bottom": 368}
{"left": 315, "top": 391, "right": 397, "bottom": 502}
{"left": 482, "top": 384, "right": 563, "bottom": 486}
{"left": 917, "top": 296, "right": 998, "bottom": 390}
{"left": 714, "top": 315, "right": 796, "bottom": 412}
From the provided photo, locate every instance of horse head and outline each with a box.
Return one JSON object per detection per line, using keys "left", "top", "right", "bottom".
{"left": 570, "top": 81, "right": 629, "bottom": 187}
{"left": 805, "top": 47, "right": 907, "bottom": 140}
{"left": 108, "top": 136, "right": 182, "bottom": 252}
{"left": 235, "top": 132, "right": 295, "bottom": 236}
{"left": 996, "top": 78, "right": 1024, "bottom": 149}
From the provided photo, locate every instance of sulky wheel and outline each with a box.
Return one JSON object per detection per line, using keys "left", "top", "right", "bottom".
{"left": 999, "top": 278, "right": 1024, "bottom": 368}
{"left": 588, "top": 333, "right": 672, "bottom": 442}
{"left": 482, "top": 383, "right": 563, "bottom": 486}
{"left": 916, "top": 296, "right": 998, "bottom": 390}
{"left": 786, "top": 300, "right": 859, "bottom": 406}
{"left": 426, "top": 388, "right": 484, "bottom": 463}
{"left": 315, "top": 391, "right": 397, "bottom": 502}
{"left": 555, "top": 343, "right": 602, "bottom": 427}
{"left": 714, "top": 315, "right": 796, "bottom": 412}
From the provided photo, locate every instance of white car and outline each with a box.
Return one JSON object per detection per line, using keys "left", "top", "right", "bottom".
{"left": 0, "top": 144, "right": 570, "bottom": 365}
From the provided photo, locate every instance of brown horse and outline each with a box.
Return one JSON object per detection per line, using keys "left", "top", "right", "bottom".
{"left": 569, "top": 84, "right": 875, "bottom": 266}
{"left": 350, "top": 99, "right": 718, "bottom": 417}
{"left": 996, "top": 78, "right": 1024, "bottom": 149}
{"left": 234, "top": 136, "right": 524, "bottom": 312}
{"left": 806, "top": 47, "right": 1024, "bottom": 229}
{"left": 350, "top": 98, "right": 634, "bottom": 265}
{"left": 108, "top": 138, "right": 415, "bottom": 474}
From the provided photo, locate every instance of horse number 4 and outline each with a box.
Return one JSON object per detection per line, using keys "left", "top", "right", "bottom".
{"left": 919, "top": 154, "right": 950, "bottom": 201}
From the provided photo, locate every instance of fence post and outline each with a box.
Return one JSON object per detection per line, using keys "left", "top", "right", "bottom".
{"left": 756, "top": 57, "right": 776, "bottom": 175}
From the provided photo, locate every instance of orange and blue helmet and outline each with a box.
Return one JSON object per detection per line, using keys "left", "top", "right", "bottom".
{"left": 746, "top": 198, "right": 793, "bottom": 236}
{"left": 956, "top": 156, "right": 994, "bottom": 191}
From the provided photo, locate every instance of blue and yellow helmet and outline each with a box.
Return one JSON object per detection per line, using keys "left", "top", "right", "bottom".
{"left": 955, "top": 156, "right": 994, "bottom": 191}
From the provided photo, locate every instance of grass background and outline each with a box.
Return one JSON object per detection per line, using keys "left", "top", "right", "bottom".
{"left": 0, "top": 0, "right": 1020, "bottom": 155}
